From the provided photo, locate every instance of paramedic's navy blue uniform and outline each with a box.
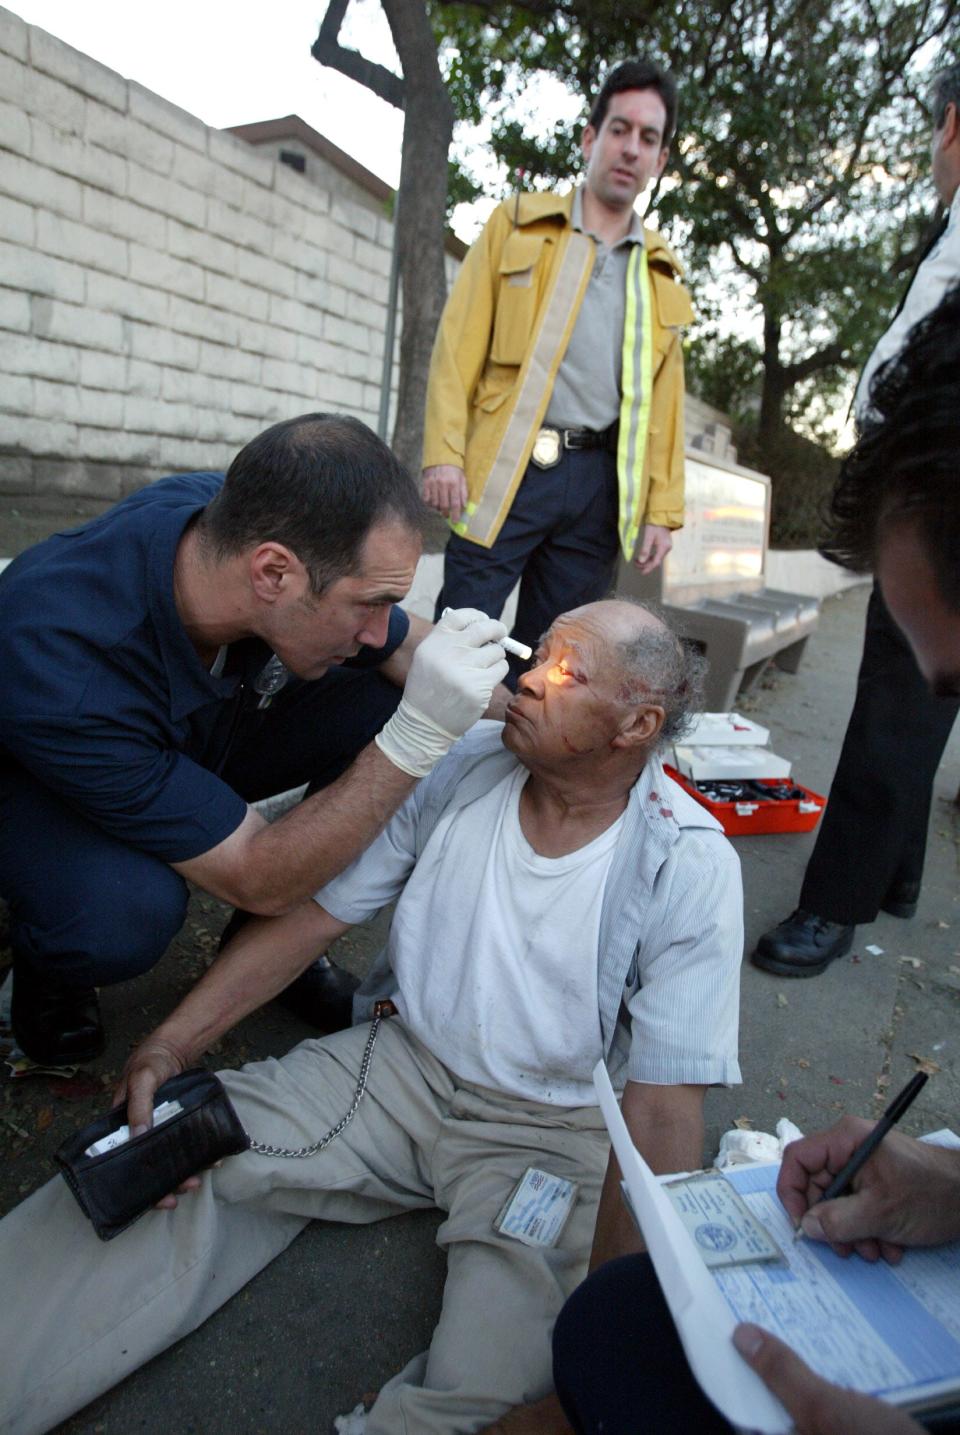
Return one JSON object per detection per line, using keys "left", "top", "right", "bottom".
{"left": 0, "top": 474, "right": 405, "bottom": 990}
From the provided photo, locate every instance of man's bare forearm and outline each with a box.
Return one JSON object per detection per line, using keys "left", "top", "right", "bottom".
{"left": 589, "top": 1081, "right": 705, "bottom": 1270}
{"left": 150, "top": 903, "right": 347, "bottom": 1066}
{"left": 246, "top": 743, "right": 416, "bottom": 907}
{"left": 589, "top": 1154, "right": 646, "bottom": 1272}
{"left": 119, "top": 902, "right": 350, "bottom": 1130}
{"left": 174, "top": 742, "right": 417, "bottom": 914}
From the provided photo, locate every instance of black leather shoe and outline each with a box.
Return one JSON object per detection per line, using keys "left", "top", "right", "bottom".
{"left": 752, "top": 909, "right": 855, "bottom": 978}
{"left": 276, "top": 957, "right": 359, "bottom": 1033}
{"left": 880, "top": 880, "right": 921, "bottom": 919}
{"left": 11, "top": 967, "right": 105, "bottom": 1064}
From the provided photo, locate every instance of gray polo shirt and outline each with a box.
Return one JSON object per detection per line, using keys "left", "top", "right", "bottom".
{"left": 543, "top": 187, "right": 645, "bottom": 432}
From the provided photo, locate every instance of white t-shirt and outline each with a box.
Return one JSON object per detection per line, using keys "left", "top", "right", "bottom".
{"left": 318, "top": 725, "right": 743, "bottom": 1097}
{"left": 355, "top": 767, "right": 621, "bottom": 1104}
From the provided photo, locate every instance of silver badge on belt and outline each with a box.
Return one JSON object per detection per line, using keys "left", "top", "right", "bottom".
{"left": 530, "top": 428, "right": 562, "bottom": 470}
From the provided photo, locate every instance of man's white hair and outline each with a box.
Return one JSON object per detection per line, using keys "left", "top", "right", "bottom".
{"left": 609, "top": 596, "right": 707, "bottom": 746}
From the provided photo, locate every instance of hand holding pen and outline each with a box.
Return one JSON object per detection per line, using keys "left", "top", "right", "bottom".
{"left": 790, "top": 1073, "right": 926, "bottom": 1246}
{"left": 813, "top": 1072, "right": 928, "bottom": 1207}
{"left": 776, "top": 1074, "right": 960, "bottom": 1263}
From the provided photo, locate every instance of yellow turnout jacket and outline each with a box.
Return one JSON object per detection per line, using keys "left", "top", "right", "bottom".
{"left": 422, "top": 190, "right": 694, "bottom": 558}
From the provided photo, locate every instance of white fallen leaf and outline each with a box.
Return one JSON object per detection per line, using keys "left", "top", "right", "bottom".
{"left": 334, "top": 1404, "right": 369, "bottom": 1435}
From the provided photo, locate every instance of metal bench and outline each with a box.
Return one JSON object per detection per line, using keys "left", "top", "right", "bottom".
{"left": 615, "top": 451, "right": 820, "bottom": 709}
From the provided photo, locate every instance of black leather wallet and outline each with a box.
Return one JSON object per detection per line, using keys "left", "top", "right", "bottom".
{"left": 55, "top": 1068, "right": 250, "bottom": 1240}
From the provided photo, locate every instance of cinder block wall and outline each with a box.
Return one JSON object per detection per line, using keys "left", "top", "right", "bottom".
{"left": 0, "top": 6, "right": 403, "bottom": 504}
{"left": 0, "top": 5, "right": 723, "bottom": 516}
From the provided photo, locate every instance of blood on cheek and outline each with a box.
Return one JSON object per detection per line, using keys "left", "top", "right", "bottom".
{"left": 561, "top": 731, "right": 597, "bottom": 754}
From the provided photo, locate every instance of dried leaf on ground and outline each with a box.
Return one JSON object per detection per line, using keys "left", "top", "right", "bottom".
{"left": 907, "top": 1054, "right": 942, "bottom": 1076}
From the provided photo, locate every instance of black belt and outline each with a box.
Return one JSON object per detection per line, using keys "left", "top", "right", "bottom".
{"left": 530, "top": 424, "right": 618, "bottom": 469}
{"left": 555, "top": 425, "right": 615, "bottom": 451}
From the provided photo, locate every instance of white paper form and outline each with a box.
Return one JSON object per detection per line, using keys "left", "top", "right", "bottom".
{"left": 719, "top": 1162, "right": 960, "bottom": 1409}
{"left": 593, "top": 1060, "right": 791, "bottom": 1433}
{"left": 594, "top": 1061, "right": 960, "bottom": 1426}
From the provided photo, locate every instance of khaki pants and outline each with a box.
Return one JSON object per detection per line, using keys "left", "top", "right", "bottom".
{"left": 0, "top": 1021, "right": 609, "bottom": 1435}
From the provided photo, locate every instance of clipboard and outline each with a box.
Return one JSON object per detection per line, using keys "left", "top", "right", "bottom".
{"left": 594, "top": 1060, "right": 960, "bottom": 1431}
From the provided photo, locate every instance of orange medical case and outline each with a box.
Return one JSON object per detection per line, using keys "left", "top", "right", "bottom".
{"left": 665, "top": 765, "right": 826, "bottom": 837}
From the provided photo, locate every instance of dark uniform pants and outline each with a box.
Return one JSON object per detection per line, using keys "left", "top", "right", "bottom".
{"left": 435, "top": 448, "right": 621, "bottom": 685}
{"left": 799, "top": 585, "right": 958, "bottom": 925}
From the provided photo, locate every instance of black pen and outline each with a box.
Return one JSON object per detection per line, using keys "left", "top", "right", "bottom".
{"left": 793, "top": 1070, "right": 928, "bottom": 1241}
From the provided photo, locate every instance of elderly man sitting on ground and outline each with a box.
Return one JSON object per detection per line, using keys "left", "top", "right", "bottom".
{"left": 0, "top": 599, "right": 743, "bottom": 1435}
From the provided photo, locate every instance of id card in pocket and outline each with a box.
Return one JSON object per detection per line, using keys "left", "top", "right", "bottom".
{"left": 494, "top": 1167, "right": 578, "bottom": 1248}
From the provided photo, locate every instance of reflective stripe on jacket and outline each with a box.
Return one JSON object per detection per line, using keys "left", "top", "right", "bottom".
{"left": 422, "top": 189, "right": 694, "bottom": 556}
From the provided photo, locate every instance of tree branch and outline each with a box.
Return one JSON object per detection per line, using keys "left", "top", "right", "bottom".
{"left": 728, "top": 238, "right": 764, "bottom": 283}
{"left": 451, "top": 0, "right": 568, "bottom": 15}
{"left": 781, "top": 340, "right": 847, "bottom": 386}
{"left": 312, "top": 0, "right": 405, "bottom": 110}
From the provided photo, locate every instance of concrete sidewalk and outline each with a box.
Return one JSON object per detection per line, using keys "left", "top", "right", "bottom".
{"left": 1, "top": 582, "right": 959, "bottom": 1434}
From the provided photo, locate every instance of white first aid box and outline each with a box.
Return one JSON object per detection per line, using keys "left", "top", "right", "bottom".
{"left": 681, "top": 712, "right": 770, "bottom": 747}
{"left": 672, "top": 745, "right": 793, "bottom": 781}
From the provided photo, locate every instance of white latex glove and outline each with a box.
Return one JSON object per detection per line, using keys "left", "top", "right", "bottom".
{"left": 376, "top": 608, "right": 509, "bottom": 777}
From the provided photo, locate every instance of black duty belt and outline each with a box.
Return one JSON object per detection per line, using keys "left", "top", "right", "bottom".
{"left": 530, "top": 424, "right": 618, "bottom": 469}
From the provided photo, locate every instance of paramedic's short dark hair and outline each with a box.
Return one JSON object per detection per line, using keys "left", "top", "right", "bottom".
{"left": 200, "top": 414, "right": 426, "bottom": 594}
